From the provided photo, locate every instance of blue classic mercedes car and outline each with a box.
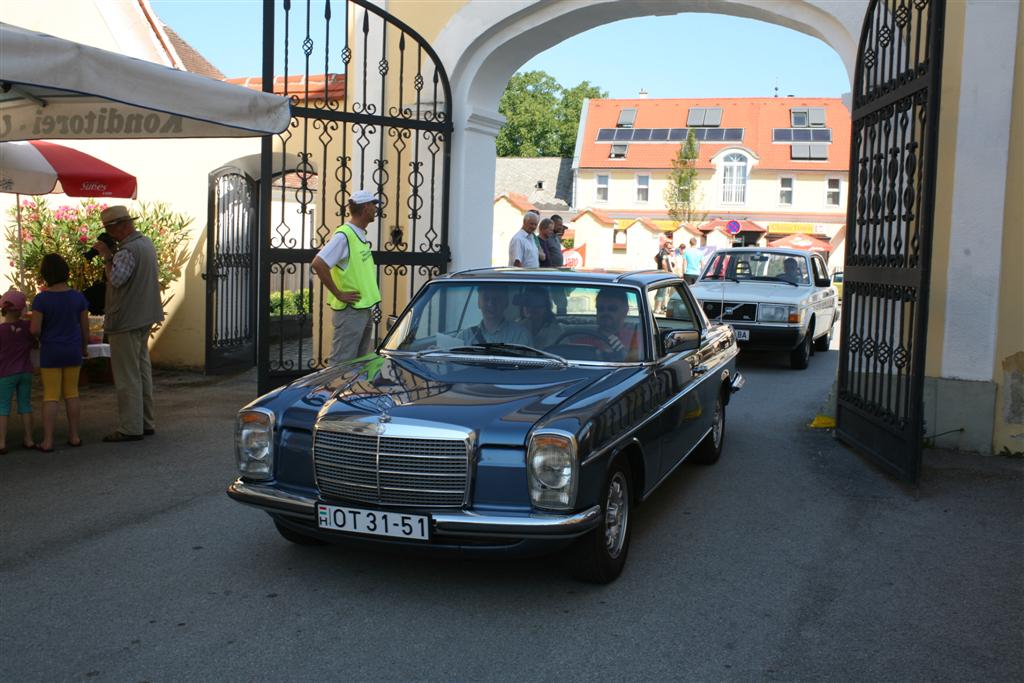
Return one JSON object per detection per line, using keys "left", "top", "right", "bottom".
{"left": 228, "top": 269, "right": 743, "bottom": 582}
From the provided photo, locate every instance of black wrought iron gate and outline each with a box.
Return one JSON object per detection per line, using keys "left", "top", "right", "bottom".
{"left": 256, "top": 0, "right": 452, "bottom": 393}
{"left": 206, "top": 167, "right": 258, "bottom": 374}
{"left": 836, "top": 0, "right": 946, "bottom": 482}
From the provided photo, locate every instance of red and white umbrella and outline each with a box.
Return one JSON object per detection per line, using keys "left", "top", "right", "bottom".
{"left": 0, "top": 140, "right": 137, "bottom": 198}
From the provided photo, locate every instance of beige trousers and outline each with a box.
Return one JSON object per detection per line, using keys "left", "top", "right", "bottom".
{"left": 330, "top": 307, "right": 373, "bottom": 365}
{"left": 107, "top": 325, "right": 155, "bottom": 436}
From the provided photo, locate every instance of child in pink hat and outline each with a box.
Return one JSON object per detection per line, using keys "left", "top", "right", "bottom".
{"left": 0, "top": 288, "right": 37, "bottom": 453}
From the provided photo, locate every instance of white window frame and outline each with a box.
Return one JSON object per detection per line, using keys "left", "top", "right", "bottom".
{"left": 721, "top": 153, "right": 748, "bottom": 205}
{"left": 596, "top": 174, "right": 609, "bottom": 203}
{"left": 636, "top": 174, "right": 650, "bottom": 203}
{"left": 779, "top": 176, "right": 794, "bottom": 206}
{"left": 826, "top": 177, "right": 842, "bottom": 207}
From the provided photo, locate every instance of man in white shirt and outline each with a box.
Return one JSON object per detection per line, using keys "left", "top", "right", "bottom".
{"left": 509, "top": 211, "right": 540, "bottom": 268}
{"left": 311, "top": 190, "right": 382, "bottom": 365}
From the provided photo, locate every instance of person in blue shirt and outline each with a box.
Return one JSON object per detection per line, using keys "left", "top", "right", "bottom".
{"left": 683, "top": 237, "right": 705, "bottom": 285}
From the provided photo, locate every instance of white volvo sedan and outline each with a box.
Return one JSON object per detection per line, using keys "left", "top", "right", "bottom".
{"left": 689, "top": 247, "right": 838, "bottom": 369}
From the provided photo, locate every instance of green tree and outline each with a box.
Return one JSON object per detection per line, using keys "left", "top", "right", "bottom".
{"left": 664, "top": 130, "right": 706, "bottom": 226}
{"left": 496, "top": 71, "right": 606, "bottom": 157}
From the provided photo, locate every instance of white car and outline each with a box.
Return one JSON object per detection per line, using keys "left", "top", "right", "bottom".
{"left": 689, "top": 247, "right": 838, "bottom": 369}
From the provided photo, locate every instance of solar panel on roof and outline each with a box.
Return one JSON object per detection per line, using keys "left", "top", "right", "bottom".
{"left": 693, "top": 128, "right": 709, "bottom": 141}
{"left": 773, "top": 128, "right": 793, "bottom": 142}
{"left": 705, "top": 128, "right": 725, "bottom": 141}
{"left": 650, "top": 128, "right": 670, "bottom": 141}
{"left": 669, "top": 128, "right": 686, "bottom": 141}
{"left": 811, "top": 129, "right": 832, "bottom": 142}
{"left": 723, "top": 128, "right": 743, "bottom": 141}
{"left": 792, "top": 128, "right": 812, "bottom": 142}
{"left": 703, "top": 108, "right": 723, "bottom": 126}
{"left": 614, "top": 128, "right": 633, "bottom": 141}
{"left": 597, "top": 128, "right": 615, "bottom": 141}
{"left": 631, "top": 128, "right": 652, "bottom": 141}
{"left": 686, "top": 108, "right": 705, "bottom": 126}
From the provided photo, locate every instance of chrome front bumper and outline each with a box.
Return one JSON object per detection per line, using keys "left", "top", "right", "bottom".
{"left": 227, "top": 479, "right": 602, "bottom": 539}
{"left": 730, "top": 371, "right": 745, "bottom": 393}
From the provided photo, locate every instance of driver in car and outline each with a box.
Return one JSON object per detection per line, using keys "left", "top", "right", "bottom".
{"left": 559, "top": 288, "right": 641, "bottom": 361}
{"left": 780, "top": 257, "right": 802, "bottom": 284}
{"left": 459, "top": 286, "right": 532, "bottom": 346}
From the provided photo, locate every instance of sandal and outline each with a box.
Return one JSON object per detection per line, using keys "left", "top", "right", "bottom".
{"left": 35, "top": 444, "right": 54, "bottom": 453}
{"left": 67, "top": 439, "right": 83, "bottom": 447}
{"left": 102, "top": 431, "right": 143, "bottom": 443}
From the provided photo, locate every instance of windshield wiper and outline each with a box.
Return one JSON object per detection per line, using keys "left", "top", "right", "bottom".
{"left": 456, "top": 343, "right": 568, "bottom": 365}
{"left": 759, "top": 276, "right": 800, "bottom": 287}
{"left": 415, "top": 343, "right": 567, "bottom": 365}
{"left": 706, "top": 275, "right": 740, "bottom": 283}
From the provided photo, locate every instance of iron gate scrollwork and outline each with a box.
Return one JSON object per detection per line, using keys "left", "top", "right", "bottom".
{"left": 257, "top": 0, "right": 452, "bottom": 393}
{"left": 836, "top": 0, "right": 946, "bottom": 482}
{"left": 206, "top": 167, "right": 258, "bottom": 374}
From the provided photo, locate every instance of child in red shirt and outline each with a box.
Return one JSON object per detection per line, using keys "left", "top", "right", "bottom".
{"left": 0, "top": 289, "right": 36, "bottom": 453}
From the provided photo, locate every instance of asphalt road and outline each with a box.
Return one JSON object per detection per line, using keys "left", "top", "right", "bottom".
{"left": 1, "top": 351, "right": 1021, "bottom": 682}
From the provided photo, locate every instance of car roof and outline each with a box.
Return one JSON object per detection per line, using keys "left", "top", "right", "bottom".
{"left": 711, "top": 247, "right": 815, "bottom": 258}
{"left": 442, "top": 267, "right": 678, "bottom": 288}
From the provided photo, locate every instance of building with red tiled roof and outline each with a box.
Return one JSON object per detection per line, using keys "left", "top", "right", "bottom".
{"left": 225, "top": 74, "right": 347, "bottom": 102}
{"left": 569, "top": 96, "right": 850, "bottom": 270}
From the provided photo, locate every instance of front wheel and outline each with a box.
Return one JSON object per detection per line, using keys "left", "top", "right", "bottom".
{"left": 790, "top": 328, "right": 812, "bottom": 369}
{"left": 571, "top": 460, "right": 632, "bottom": 584}
{"left": 692, "top": 391, "right": 726, "bottom": 465}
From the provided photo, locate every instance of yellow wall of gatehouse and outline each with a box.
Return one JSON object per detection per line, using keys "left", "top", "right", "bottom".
{"left": 993, "top": 7, "right": 1024, "bottom": 455}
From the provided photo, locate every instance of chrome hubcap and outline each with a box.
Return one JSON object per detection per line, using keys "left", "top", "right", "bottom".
{"left": 604, "top": 472, "right": 629, "bottom": 558}
{"left": 712, "top": 397, "right": 723, "bottom": 448}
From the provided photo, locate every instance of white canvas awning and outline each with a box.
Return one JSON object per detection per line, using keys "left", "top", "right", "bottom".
{"left": 0, "top": 22, "right": 291, "bottom": 141}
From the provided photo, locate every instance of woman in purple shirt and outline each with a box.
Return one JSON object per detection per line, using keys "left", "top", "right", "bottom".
{"left": 30, "top": 254, "right": 89, "bottom": 451}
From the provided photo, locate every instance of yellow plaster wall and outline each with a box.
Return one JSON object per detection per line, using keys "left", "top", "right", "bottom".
{"left": 385, "top": 1, "right": 467, "bottom": 43}
{"left": 924, "top": 0, "right": 967, "bottom": 377}
{"left": 993, "top": 7, "right": 1024, "bottom": 454}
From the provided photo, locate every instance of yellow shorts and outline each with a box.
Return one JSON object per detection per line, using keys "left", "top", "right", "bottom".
{"left": 40, "top": 366, "right": 81, "bottom": 402}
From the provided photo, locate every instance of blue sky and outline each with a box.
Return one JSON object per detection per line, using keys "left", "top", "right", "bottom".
{"left": 151, "top": 1, "right": 849, "bottom": 97}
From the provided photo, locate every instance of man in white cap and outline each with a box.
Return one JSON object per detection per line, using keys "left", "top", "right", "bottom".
{"left": 311, "top": 189, "right": 382, "bottom": 365}
{"left": 92, "top": 205, "right": 164, "bottom": 442}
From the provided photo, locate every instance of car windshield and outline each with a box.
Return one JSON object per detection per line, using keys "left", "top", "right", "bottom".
{"left": 702, "top": 251, "right": 810, "bottom": 285}
{"left": 383, "top": 281, "right": 645, "bottom": 363}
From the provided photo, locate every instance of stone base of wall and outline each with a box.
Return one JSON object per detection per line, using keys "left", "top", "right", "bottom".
{"left": 924, "top": 376, "right": 997, "bottom": 454}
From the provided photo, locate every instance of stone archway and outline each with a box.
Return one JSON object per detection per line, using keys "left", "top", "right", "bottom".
{"left": 432, "top": 0, "right": 865, "bottom": 271}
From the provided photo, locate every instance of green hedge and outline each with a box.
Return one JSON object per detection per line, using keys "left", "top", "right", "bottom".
{"left": 269, "top": 289, "right": 311, "bottom": 317}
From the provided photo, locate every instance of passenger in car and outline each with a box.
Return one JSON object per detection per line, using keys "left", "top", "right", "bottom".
{"left": 518, "top": 287, "right": 564, "bottom": 348}
{"left": 458, "top": 286, "right": 531, "bottom": 346}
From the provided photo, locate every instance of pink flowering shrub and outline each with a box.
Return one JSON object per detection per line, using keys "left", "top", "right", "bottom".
{"left": 4, "top": 197, "right": 192, "bottom": 301}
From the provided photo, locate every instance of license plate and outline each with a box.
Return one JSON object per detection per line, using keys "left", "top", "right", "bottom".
{"left": 317, "top": 504, "right": 430, "bottom": 541}
{"left": 733, "top": 328, "right": 750, "bottom": 341}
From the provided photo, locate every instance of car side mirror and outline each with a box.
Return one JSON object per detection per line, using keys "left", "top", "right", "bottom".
{"left": 386, "top": 315, "right": 398, "bottom": 331}
{"left": 815, "top": 277, "right": 831, "bottom": 288}
{"left": 663, "top": 329, "right": 700, "bottom": 353}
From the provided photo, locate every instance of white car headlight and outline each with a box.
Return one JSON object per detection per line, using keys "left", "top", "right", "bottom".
{"left": 236, "top": 408, "right": 275, "bottom": 480}
{"left": 527, "top": 431, "right": 578, "bottom": 510}
{"left": 759, "top": 304, "right": 798, "bottom": 323}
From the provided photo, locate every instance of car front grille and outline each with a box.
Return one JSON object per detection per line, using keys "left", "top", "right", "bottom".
{"left": 703, "top": 301, "right": 758, "bottom": 322}
{"left": 313, "top": 429, "right": 469, "bottom": 508}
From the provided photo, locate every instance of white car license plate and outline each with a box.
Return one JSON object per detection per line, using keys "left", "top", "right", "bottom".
{"left": 733, "top": 328, "right": 750, "bottom": 341}
{"left": 317, "top": 504, "right": 430, "bottom": 541}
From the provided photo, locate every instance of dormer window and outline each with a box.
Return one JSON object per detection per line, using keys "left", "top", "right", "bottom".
{"left": 616, "top": 108, "right": 637, "bottom": 128}
{"left": 791, "top": 107, "right": 826, "bottom": 127}
{"left": 609, "top": 143, "right": 628, "bottom": 159}
{"left": 687, "top": 107, "right": 723, "bottom": 127}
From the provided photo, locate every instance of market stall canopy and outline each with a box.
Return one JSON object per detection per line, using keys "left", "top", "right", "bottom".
{"left": 0, "top": 22, "right": 291, "bottom": 141}
{"left": 769, "top": 233, "right": 834, "bottom": 252}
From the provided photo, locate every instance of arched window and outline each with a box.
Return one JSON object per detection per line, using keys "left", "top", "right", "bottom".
{"left": 722, "top": 153, "right": 748, "bottom": 203}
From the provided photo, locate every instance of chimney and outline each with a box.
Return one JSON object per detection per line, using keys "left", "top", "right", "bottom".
{"left": 638, "top": 88, "right": 648, "bottom": 98}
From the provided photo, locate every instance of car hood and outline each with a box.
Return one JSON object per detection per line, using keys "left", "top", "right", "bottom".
{"left": 690, "top": 280, "right": 810, "bottom": 304}
{"left": 276, "top": 353, "right": 617, "bottom": 447}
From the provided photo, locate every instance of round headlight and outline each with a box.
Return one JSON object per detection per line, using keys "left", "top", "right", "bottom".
{"left": 531, "top": 444, "right": 573, "bottom": 489}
